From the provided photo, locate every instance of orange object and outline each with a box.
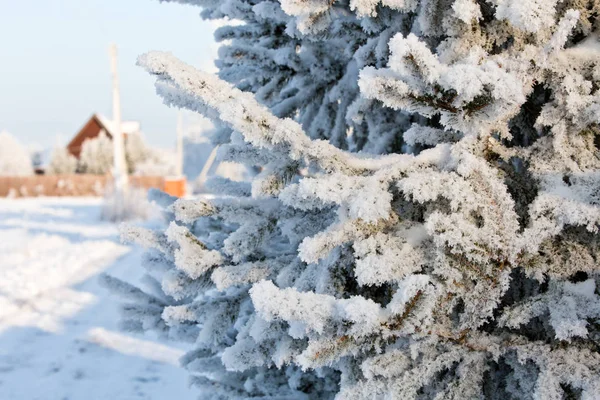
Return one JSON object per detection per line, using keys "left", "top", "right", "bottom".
{"left": 164, "top": 177, "right": 187, "bottom": 198}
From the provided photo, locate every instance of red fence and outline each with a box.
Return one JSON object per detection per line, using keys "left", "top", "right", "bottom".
{"left": 0, "top": 175, "right": 165, "bottom": 197}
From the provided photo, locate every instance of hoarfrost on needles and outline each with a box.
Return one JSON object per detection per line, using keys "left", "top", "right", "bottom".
{"left": 106, "top": 0, "right": 600, "bottom": 398}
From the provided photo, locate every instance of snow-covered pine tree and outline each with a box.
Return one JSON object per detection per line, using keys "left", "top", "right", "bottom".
{"left": 47, "top": 147, "right": 77, "bottom": 175}
{"left": 0, "top": 131, "right": 34, "bottom": 176}
{"left": 106, "top": 1, "right": 600, "bottom": 398}
{"left": 160, "top": 0, "right": 415, "bottom": 155}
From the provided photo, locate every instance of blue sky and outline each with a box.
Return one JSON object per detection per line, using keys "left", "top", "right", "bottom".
{"left": 0, "top": 0, "right": 216, "bottom": 149}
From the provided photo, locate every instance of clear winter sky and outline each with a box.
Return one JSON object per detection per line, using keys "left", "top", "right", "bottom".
{"left": 0, "top": 0, "right": 216, "bottom": 149}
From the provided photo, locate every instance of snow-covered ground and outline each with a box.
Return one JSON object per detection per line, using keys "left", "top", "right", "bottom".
{"left": 0, "top": 197, "right": 195, "bottom": 400}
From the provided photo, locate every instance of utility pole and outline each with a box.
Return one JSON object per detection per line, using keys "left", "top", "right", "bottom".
{"left": 197, "top": 145, "right": 218, "bottom": 190}
{"left": 109, "top": 44, "right": 129, "bottom": 193}
{"left": 164, "top": 111, "right": 187, "bottom": 197}
{"left": 176, "top": 111, "right": 184, "bottom": 177}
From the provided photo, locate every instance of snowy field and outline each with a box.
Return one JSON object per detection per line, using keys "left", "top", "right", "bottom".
{"left": 0, "top": 197, "right": 195, "bottom": 400}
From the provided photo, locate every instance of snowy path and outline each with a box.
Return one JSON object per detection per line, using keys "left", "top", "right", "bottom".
{"left": 0, "top": 198, "right": 195, "bottom": 400}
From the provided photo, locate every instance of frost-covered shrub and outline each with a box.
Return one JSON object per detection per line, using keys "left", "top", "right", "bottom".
{"left": 47, "top": 147, "right": 77, "bottom": 175}
{"left": 126, "top": 133, "right": 153, "bottom": 174}
{"left": 79, "top": 131, "right": 114, "bottom": 175}
{"left": 106, "top": 1, "right": 600, "bottom": 399}
{"left": 133, "top": 148, "right": 177, "bottom": 177}
{"left": 80, "top": 132, "right": 159, "bottom": 176}
{"left": 0, "top": 131, "right": 33, "bottom": 176}
{"left": 101, "top": 185, "right": 153, "bottom": 222}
